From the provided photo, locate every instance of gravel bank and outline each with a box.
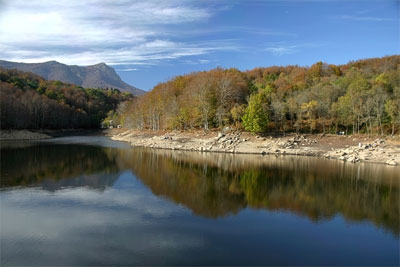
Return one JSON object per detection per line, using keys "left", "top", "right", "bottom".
{"left": 111, "top": 130, "right": 400, "bottom": 166}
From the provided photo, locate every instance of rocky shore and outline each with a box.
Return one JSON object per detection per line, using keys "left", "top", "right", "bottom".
{"left": 111, "top": 129, "right": 400, "bottom": 166}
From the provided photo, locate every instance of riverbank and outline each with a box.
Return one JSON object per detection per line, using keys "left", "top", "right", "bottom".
{"left": 0, "top": 130, "right": 52, "bottom": 140}
{"left": 110, "top": 129, "right": 400, "bottom": 166}
{"left": 0, "top": 129, "right": 104, "bottom": 140}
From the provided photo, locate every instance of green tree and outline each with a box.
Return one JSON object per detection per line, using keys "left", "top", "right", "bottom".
{"left": 242, "top": 93, "right": 269, "bottom": 133}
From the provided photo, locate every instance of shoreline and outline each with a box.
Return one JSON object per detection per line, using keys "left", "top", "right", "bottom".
{"left": 110, "top": 129, "right": 400, "bottom": 166}
{"left": 2, "top": 128, "right": 398, "bottom": 166}
{"left": 0, "top": 129, "right": 104, "bottom": 141}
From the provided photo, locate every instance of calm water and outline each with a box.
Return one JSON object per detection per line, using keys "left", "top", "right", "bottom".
{"left": 1, "top": 136, "right": 399, "bottom": 266}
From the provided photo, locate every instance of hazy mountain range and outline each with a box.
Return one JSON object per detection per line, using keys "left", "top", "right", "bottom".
{"left": 0, "top": 60, "right": 145, "bottom": 95}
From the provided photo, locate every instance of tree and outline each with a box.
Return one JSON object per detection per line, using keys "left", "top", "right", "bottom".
{"left": 230, "top": 104, "right": 246, "bottom": 128}
{"left": 112, "top": 55, "right": 400, "bottom": 135}
{"left": 191, "top": 74, "right": 216, "bottom": 131}
{"left": 242, "top": 93, "right": 269, "bottom": 133}
{"left": 0, "top": 67, "right": 131, "bottom": 129}
{"left": 300, "top": 100, "right": 318, "bottom": 133}
{"left": 385, "top": 99, "right": 400, "bottom": 136}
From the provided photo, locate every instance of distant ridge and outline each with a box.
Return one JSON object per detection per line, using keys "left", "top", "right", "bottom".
{"left": 0, "top": 60, "right": 145, "bottom": 96}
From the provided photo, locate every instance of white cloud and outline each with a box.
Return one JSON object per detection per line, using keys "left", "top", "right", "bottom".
{"left": 265, "top": 42, "right": 323, "bottom": 56}
{"left": 117, "top": 68, "right": 140, "bottom": 72}
{"left": 0, "top": 0, "right": 233, "bottom": 66}
{"left": 0, "top": 185, "right": 205, "bottom": 265}
{"left": 334, "top": 15, "right": 396, "bottom": 22}
{"left": 265, "top": 46, "right": 297, "bottom": 56}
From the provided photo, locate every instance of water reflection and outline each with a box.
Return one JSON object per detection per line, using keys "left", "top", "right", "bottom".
{"left": 1, "top": 139, "right": 399, "bottom": 265}
{"left": 120, "top": 149, "right": 399, "bottom": 236}
{"left": 1, "top": 141, "right": 399, "bottom": 236}
{"left": 1, "top": 143, "right": 120, "bottom": 190}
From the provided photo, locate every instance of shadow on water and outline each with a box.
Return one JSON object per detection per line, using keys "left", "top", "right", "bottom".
{"left": 1, "top": 140, "right": 399, "bottom": 236}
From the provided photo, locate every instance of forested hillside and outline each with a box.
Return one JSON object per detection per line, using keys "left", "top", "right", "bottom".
{"left": 119, "top": 55, "right": 400, "bottom": 135}
{"left": 0, "top": 68, "right": 132, "bottom": 129}
{"left": 0, "top": 60, "right": 145, "bottom": 96}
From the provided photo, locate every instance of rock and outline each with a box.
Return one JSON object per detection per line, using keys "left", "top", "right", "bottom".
{"left": 374, "top": 138, "right": 385, "bottom": 145}
{"left": 347, "top": 156, "right": 360, "bottom": 163}
{"left": 385, "top": 160, "right": 398, "bottom": 166}
{"left": 222, "top": 126, "right": 232, "bottom": 133}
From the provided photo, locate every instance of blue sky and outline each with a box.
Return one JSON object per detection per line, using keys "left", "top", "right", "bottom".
{"left": 0, "top": 0, "right": 398, "bottom": 90}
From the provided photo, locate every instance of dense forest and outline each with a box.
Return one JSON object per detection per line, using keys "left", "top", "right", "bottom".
{"left": 119, "top": 55, "right": 400, "bottom": 135}
{"left": 0, "top": 67, "right": 132, "bottom": 129}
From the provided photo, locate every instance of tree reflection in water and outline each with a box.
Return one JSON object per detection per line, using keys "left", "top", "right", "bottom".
{"left": 1, "top": 143, "right": 398, "bottom": 236}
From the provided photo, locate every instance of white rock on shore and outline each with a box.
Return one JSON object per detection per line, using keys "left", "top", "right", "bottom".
{"left": 111, "top": 130, "right": 400, "bottom": 166}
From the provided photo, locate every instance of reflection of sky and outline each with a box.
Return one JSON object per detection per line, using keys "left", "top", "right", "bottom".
{"left": 40, "top": 136, "right": 133, "bottom": 148}
{"left": 1, "top": 171, "right": 398, "bottom": 266}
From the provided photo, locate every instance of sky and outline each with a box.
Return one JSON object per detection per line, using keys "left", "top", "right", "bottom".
{"left": 0, "top": 0, "right": 398, "bottom": 91}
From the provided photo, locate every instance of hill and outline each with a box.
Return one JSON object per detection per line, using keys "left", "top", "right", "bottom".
{"left": 0, "top": 60, "right": 145, "bottom": 96}
{"left": 0, "top": 67, "right": 132, "bottom": 129}
{"left": 118, "top": 55, "right": 400, "bottom": 135}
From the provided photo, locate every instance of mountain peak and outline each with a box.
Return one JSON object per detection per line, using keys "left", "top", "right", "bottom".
{"left": 0, "top": 60, "right": 145, "bottom": 95}
{"left": 44, "top": 60, "right": 64, "bottom": 65}
{"left": 91, "top": 62, "right": 107, "bottom": 67}
{"left": 89, "top": 62, "right": 113, "bottom": 72}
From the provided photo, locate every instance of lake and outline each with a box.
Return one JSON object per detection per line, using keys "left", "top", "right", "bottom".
{"left": 0, "top": 136, "right": 399, "bottom": 266}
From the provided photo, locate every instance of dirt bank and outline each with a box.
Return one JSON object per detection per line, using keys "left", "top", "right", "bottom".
{"left": 0, "top": 130, "right": 52, "bottom": 140}
{"left": 110, "top": 129, "right": 400, "bottom": 166}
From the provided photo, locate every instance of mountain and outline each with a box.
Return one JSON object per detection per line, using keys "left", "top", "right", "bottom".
{"left": 0, "top": 60, "right": 145, "bottom": 95}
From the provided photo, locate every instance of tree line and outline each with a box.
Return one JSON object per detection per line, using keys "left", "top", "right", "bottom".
{"left": 119, "top": 55, "right": 399, "bottom": 135}
{"left": 0, "top": 67, "right": 132, "bottom": 129}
